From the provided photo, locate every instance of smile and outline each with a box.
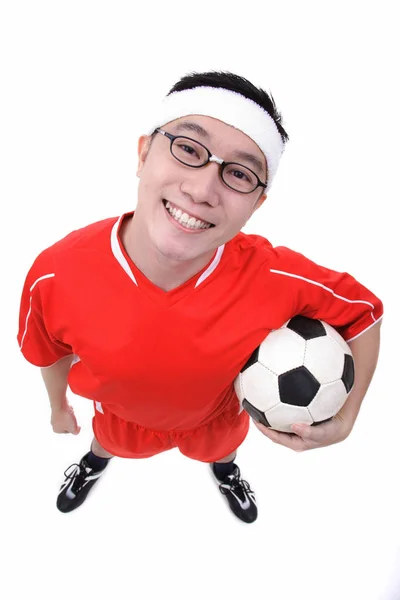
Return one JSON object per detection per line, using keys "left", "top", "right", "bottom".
{"left": 163, "top": 200, "right": 215, "bottom": 230}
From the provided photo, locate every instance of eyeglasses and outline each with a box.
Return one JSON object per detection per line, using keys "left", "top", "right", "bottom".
{"left": 155, "top": 128, "right": 268, "bottom": 194}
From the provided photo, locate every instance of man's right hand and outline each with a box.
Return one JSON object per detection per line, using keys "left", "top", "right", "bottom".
{"left": 51, "top": 403, "right": 81, "bottom": 435}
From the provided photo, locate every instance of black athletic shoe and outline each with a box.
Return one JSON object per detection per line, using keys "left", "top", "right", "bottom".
{"left": 211, "top": 463, "right": 258, "bottom": 523}
{"left": 56, "top": 452, "right": 107, "bottom": 513}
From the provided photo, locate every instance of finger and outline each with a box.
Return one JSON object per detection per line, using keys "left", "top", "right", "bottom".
{"left": 291, "top": 422, "right": 327, "bottom": 442}
{"left": 271, "top": 430, "right": 308, "bottom": 451}
{"left": 254, "top": 421, "right": 307, "bottom": 451}
{"left": 71, "top": 413, "right": 80, "bottom": 434}
{"left": 291, "top": 424, "right": 314, "bottom": 438}
{"left": 254, "top": 420, "right": 299, "bottom": 441}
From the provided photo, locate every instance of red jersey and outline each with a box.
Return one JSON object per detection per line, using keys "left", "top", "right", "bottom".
{"left": 17, "top": 211, "right": 383, "bottom": 431}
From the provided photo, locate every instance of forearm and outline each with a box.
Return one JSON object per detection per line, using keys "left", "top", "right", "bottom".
{"left": 40, "top": 354, "right": 75, "bottom": 411}
{"left": 337, "top": 320, "right": 382, "bottom": 429}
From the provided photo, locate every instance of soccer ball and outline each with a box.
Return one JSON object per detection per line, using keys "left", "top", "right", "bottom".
{"left": 234, "top": 316, "right": 355, "bottom": 433}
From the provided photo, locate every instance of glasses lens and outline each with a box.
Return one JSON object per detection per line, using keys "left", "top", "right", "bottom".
{"left": 171, "top": 137, "right": 208, "bottom": 166}
{"left": 222, "top": 163, "right": 258, "bottom": 193}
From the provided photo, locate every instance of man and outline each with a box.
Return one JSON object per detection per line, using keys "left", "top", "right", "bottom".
{"left": 17, "top": 71, "right": 383, "bottom": 524}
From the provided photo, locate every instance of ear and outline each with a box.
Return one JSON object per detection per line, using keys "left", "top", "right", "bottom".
{"left": 252, "top": 192, "right": 267, "bottom": 214}
{"left": 136, "top": 135, "right": 152, "bottom": 177}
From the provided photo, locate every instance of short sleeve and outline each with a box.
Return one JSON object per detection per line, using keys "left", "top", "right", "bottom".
{"left": 271, "top": 247, "right": 384, "bottom": 342}
{"left": 17, "top": 252, "right": 73, "bottom": 367}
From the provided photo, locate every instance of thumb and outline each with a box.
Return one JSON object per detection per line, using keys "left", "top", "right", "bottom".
{"left": 70, "top": 412, "right": 80, "bottom": 435}
{"left": 292, "top": 424, "right": 314, "bottom": 439}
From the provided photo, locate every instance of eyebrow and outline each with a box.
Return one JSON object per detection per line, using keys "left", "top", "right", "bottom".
{"left": 173, "top": 120, "right": 266, "bottom": 179}
{"left": 231, "top": 151, "right": 265, "bottom": 177}
{"left": 175, "top": 121, "right": 211, "bottom": 138}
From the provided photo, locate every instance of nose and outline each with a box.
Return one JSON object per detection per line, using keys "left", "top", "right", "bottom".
{"left": 180, "top": 161, "right": 222, "bottom": 207}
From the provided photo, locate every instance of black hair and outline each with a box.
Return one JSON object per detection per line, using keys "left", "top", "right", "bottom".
{"left": 168, "top": 70, "right": 289, "bottom": 146}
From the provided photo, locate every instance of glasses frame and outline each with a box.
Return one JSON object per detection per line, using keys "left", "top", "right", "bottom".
{"left": 155, "top": 128, "right": 267, "bottom": 194}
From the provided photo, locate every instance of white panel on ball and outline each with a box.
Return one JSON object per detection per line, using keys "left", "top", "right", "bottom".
{"left": 308, "top": 380, "right": 348, "bottom": 421}
{"left": 265, "top": 403, "right": 313, "bottom": 433}
{"left": 323, "top": 321, "right": 353, "bottom": 354}
{"left": 239, "top": 363, "right": 280, "bottom": 412}
{"left": 258, "top": 327, "right": 306, "bottom": 374}
{"left": 233, "top": 316, "right": 355, "bottom": 432}
{"left": 304, "top": 336, "right": 345, "bottom": 383}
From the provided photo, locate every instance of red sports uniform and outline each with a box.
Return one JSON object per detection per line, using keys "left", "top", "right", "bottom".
{"left": 17, "top": 211, "right": 383, "bottom": 461}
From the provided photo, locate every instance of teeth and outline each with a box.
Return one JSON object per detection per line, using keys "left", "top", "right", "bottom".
{"left": 165, "top": 201, "right": 212, "bottom": 230}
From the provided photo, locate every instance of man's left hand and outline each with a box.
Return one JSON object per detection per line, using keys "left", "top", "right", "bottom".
{"left": 253, "top": 414, "right": 352, "bottom": 451}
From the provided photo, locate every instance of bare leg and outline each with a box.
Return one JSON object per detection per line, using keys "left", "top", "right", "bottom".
{"left": 91, "top": 436, "right": 114, "bottom": 459}
{"left": 214, "top": 450, "right": 237, "bottom": 463}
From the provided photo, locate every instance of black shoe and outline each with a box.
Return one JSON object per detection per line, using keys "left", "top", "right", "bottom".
{"left": 56, "top": 452, "right": 108, "bottom": 513}
{"left": 211, "top": 463, "right": 258, "bottom": 523}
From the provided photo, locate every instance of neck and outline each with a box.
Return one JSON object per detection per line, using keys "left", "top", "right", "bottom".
{"left": 120, "top": 213, "right": 215, "bottom": 292}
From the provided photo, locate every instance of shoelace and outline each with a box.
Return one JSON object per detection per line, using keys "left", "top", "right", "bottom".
{"left": 63, "top": 462, "right": 91, "bottom": 494}
{"left": 218, "top": 471, "right": 254, "bottom": 500}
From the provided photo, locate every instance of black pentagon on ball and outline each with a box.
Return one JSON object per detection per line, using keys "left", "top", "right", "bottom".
{"left": 287, "top": 315, "right": 326, "bottom": 340}
{"left": 240, "top": 346, "right": 260, "bottom": 372}
{"left": 242, "top": 399, "right": 271, "bottom": 428}
{"left": 278, "top": 366, "right": 321, "bottom": 407}
{"left": 342, "top": 353, "right": 355, "bottom": 393}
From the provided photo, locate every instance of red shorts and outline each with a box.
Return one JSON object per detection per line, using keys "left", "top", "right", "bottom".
{"left": 92, "top": 401, "right": 250, "bottom": 463}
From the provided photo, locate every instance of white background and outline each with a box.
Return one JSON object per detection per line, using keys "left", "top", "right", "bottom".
{"left": 1, "top": 1, "right": 399, "bottom": 599}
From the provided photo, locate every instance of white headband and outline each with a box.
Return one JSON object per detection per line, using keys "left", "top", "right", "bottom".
{"left": 147, "top": 86, "right": 284, "bottom": 191}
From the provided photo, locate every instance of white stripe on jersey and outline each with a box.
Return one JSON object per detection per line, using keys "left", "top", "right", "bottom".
{"left": 19, "top": 273, "right": 55, "bottom": 351}
{"left": 269, "top": 268, "right": 382, "bottom": 342}
{"left": 270, "top": 268, "right": 376, "bottom": 311}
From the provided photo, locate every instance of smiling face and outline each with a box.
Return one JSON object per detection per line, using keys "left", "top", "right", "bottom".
{"left": 131, "top": 114, "right": 268, "bottom": 274}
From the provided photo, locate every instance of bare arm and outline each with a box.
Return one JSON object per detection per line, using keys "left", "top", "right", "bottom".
{"left": 40, "top": 354, "right": 75, "bottom": 411}
{"left": 40, "top": 355, "right": 81, "bottom": 434}
{"left": 255, "top": 319, "right": 383, "bottom": 450}
{"left": 337, "top": 319, "right": 382, "bottom": 428}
